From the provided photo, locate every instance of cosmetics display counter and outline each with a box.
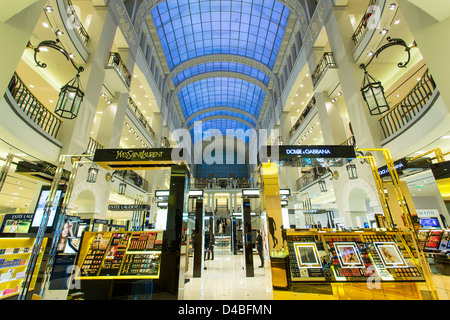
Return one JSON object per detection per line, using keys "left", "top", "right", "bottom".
{"left": 286, "top": 229, "right": 425, "bottom": 284}
{"left": 418, "top": 229, "right": 450, "bottom": 275}
{"left": 0, "top": 235, "right": 48, "bottom": 299}
{"left": 75, "top": 231, "right": 163, "bottom": 280}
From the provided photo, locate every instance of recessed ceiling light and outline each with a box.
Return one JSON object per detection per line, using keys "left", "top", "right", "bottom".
{"left": 441, "top": 135, "right": 450, "bottom": 139}
{"left": 29, "top": 84, "right": 34, "bottom": 88}
{"left": 42, "top": 22, "right": 49, "bottom": 28}
{"left": 389, "top": 3, "right": 397, "bottom": 10}
{"left": 297, "top": 109, "right": 299, "bottom": 112}
{"left": 45, "top": 6, "right": 53, "bottom": 12}
{"left": 394, "top": 20, "right": 401, "bottom": 24}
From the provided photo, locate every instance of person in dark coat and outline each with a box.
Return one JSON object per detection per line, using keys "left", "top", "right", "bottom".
{"left": 256, "top": 230, "right": 264, "bottom": 268}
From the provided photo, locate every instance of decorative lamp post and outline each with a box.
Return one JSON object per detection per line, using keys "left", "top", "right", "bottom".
{"left": 86, "top": 163, "right": 99, "bottom": 183}
{"left": 118, "top": 182, "right": 127, "bottom": 195}
{"left": 27, "top": 38, "right": 85, "bottom": 119}
{"left": 55, "top": 72, "right": 84, "bottom": 119}
{"left": 359, "top": 37, "right": 412, "bottom": 115}
{"left": 361, "top": 71, "right": 390, "bottom": 115}
{"left": 318, "top": 180, "right": 327, "bottom": 193}
{"left": 346, "top": 163, "right": 358, "bottom": 180}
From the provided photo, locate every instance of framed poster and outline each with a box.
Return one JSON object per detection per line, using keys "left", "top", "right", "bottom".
{"left": 334, "top": 242, "right": 364, "bottom": 268}
{"left": 293, "top": 242, "right": 322, "bottom": 268}
{"left": 0, "top": 214, "right": 33, "bottom": 233}
{"left": 374, "top": 242, "right": 407, "bottom": 267}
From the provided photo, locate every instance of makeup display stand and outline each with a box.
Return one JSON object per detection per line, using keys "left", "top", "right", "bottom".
{"left": 274, "top": 229, "right": 432, "bottom": 300}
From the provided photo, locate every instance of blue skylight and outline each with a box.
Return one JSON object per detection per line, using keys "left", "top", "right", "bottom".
{"left": 191, "top": 118, "right": 253, "bottom": 142}
{"left": 177, "top": 77, "right": 265, "bottom": 118}
{"left": 152, "top": 0, "right": 290, "bottom": 70}
{"left": 186, "top": 110, "right": 256, "bottom": 129}
{"left": 173, "top": 61, "right": 270, "bottom": 86}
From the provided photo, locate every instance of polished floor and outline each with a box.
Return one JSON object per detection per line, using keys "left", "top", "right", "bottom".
{"left": 183, "top": 244, "right": 273, "bottom": 300}
{"left": 182, "top": 244, "right": 450, "bottom": 300}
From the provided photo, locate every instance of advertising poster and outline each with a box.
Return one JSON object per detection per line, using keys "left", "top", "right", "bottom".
{"left": 0, "top": 214, "right": 33, "bottom": 233}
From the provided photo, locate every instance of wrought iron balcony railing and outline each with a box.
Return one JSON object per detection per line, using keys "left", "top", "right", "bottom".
{"left": 128, "top": 97, "right": 156, "bottom": 139}
{"left": 86, "top": 136, "right": 103, "bottom": 155}
{"left": 7, "top": 73, "right": 62, "bottom": 139}
{"left": 311, "top": 52, "right": 337, "bottom": 87}
{"left": 351, "top": 0, "right": 377, "bottom": 45}
{"left": 66, "top": 0, "right": 91, "bottom": 47}
{"left": 289, "top": 96, "right": 316, "bottom": 138}
{"left": 107, "top": 52, "right": 132, "bottom": 87}
{"left": 379, "top": 69, "right": 437, "bottom": 138}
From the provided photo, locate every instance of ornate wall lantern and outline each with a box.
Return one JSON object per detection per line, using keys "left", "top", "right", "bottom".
{"left": 359, "top": 37, "right": 412, "bottom": 115}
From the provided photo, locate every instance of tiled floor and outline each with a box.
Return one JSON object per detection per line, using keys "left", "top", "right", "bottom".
{"left": 183, "top": 245, "right": 450, "bottom": 300}
{"left": 183, "top": 245, "right": 272, "bottom": 300}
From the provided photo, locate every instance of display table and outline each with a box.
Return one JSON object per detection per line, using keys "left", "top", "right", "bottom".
{"left": 272, "top": 228, "right": 433, "bottom": 300}
{"left": 75, "top": 231, "right": 163, "bottom": 279}
{"left": 0, "top": 234, "right": 48, "bottom": 299}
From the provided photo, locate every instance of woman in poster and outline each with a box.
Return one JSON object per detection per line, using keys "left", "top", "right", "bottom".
{"left": 8, "top": 220, "right": 19, "bottom": 233}
{"left": 57, "top": 221, "right": 74, "bottom": 251}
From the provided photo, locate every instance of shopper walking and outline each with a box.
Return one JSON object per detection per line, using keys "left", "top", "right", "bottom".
{"left": 206, "top": 232, "right": 215, "bottom": 260}
{"left": 256, "top": 230, "right": 264, "bottom": 268}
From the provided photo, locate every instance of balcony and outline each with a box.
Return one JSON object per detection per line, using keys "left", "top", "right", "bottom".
{"left": 0, "top": 73, "right": 62, "bottom": 161}
{"left": 296, "top": 167, "right": 329, "bottom": 191}
{"left": 126, "top": 97, "right": 156, "bottom": 147}
{"left": 86, "top": 136, "right": 104, "bottom": 155}
{"left": 339, "top": 135, "right": 356, "bottom": 147}
{"left": 289, "top": 96, "right": 317, "bottom": 144}
{"left": 351, "top": 0, "right": 398, "bottom": 63}
{"left": 379, "top": 69, "right": 437, "bottom": 139}
{"left": 105, "top": 52, "right": 132, "bottom": 93}
{"left": 7, "top": 73, "right": 62, "bottom": 139}
{"left": 46, "top": 0, "right": 91, "bottom": 64}
{"left": 311, "top": 52, "right": 339, "bottom": 93}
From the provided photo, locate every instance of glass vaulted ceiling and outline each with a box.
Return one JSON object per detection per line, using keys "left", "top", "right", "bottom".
{"left": 151, "top": 0, "right": 290, "bottom": 140}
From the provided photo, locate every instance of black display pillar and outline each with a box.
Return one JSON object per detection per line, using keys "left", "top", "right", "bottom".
{"left": 232, "top": 218, "right": 237, "bottom": 255}
{"left": 159, "top": 164, "right": 189, "bottom": 299}
{"left": 242, "top": 199, "right": 254, "bottom": 277}
{"left": 193, "top": 199, "right": 203, "bottom": 278}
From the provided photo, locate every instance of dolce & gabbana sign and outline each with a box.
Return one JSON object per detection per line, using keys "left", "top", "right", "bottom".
{"left": 277, "top": 145, "right": 356, "bottom": 159}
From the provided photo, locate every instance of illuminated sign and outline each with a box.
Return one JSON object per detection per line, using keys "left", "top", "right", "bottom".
{"left": 277, "top": 145, "right": 356, "bottom": 159}
{"left": 189, "top": 190, "right": 204, "bottom": 198}
{"left": 378, "top": 158, "right": 408, "bottom": 178}
{"left": 155, "top": 190, "right": 170, "bottom": 198}
{"left": 285, "top": 148, "right": 332, "bottom": 156}
{"left": 242, "top": 189, "right": 260, "bottom": 198}
{"left": 108, "top": 204, "right": 150, "bottom": 211}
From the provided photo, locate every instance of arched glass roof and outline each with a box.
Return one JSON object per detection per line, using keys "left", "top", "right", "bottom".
{"left": 191, "top": 119, "right": 253, "bottom": 142}
{"left": 173, "top": 61, "right": 270, "bottom": 87}
{"left": 152, "top": 0, "right": 290, "bottom": 70}
{"left": 177, "top": 77, "right": 266, "bottom": 117}
{"left": 151, "top": 0, "right": 290, "bottom": 142}
{"left": 186, "top": 110, "right": 257, "bottom": 129}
